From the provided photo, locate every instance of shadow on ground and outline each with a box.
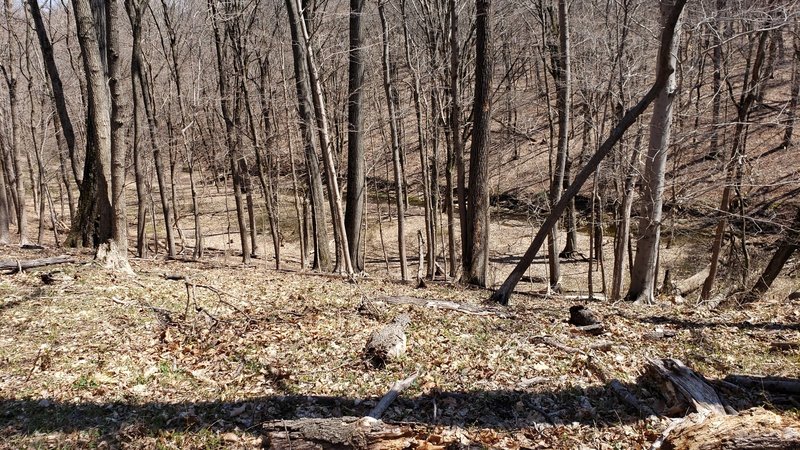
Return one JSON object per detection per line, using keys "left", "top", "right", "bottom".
{"left": 1, "top": 375, "right": 797, "bottom": 445}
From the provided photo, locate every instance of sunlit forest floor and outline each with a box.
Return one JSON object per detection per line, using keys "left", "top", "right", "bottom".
{"left": 1, "top": 202, "right": 799, "bottom": 448}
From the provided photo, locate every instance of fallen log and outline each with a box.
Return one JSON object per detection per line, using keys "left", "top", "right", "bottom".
{"left": 674, "top": 264, "right": 710, "bottom": 296}
{"left": 0, "top": 255, "right": 76, "bottom": 273}
{"left": 373, "top": 296, "right": 511, "bottom": 318}
{"left": 263, "top": 417, "right": 460, "bottom": 449}
{"left": 661, "top": 407, "right": 800, "bottom": 450}
{"left": 725, "top": 375, "right": 800, "bottom": 395}
{"left": 264, "top": 417, "right": 414, "bottom": 449}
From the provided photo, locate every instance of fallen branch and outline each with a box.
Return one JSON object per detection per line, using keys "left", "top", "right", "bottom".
{"left": 0, "top": 255, "right": 76, "bottom": 273}
{"left": 674, "top": 264, "right": 710, "bottom": 296}
{"left": 373, "top": 295, "right": 511, "bottom": 317}
{"left": 367, "top": 372, "right": 419, "bottom": 419}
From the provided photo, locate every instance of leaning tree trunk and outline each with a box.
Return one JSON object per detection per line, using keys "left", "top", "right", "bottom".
{"left": 743, "top": 208, "right": 800, "bottom": 303}
{"left": 626, "top": 0, "right": 682, "bottom": 304}
{"left": 379, "top": 0, "right": 408, "bottom": 281}
{"left": 490, "top": 0, "right": 687, "bottom": 305}
{"left": 701, "top": 30, "right": 769, "bottom": 301}
{"left": 298, "top": 4, "right": 353, "bottom": 275}
{"left": 27, "top": 0, "right": 80, "bottom": 191}
{"left": 344, "top": 0, "right": 366, "bottom": 273}
{"left": 462, "top": 0, "right": 493, "bottom": 287}
{"left": 285, "top": 0, "right": 331, "bottom": 271}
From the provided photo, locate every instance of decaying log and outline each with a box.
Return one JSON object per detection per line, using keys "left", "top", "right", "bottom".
{"left": 0, "top": 255, "right": 76, "bottom": 273}
{"left": 647, "top": 358, "right": 726, "bottom": 415}
{"left": 373, "top": 295, "right": 511, "bottom": 317}
{"left": 264, "top": 417, "right": 414, "bottom": 449}
{"left": 644, "top": 329, "right": 678, "bottom": 340}
{"left": 725, "top": 375, "right": 800, "bottom": 395}
{"left": 661, "top": 407, "right": 800, "bottom": 450}
{"left": 263, "top": 417, "right": 460, "bottom": 449}
{"left": 368, "top": 373, "right": 419, "bottom": 419}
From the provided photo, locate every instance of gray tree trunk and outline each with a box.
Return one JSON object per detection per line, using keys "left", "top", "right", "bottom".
{"left": 626, "top": 0, "right": 682, "bottom": 303}
{"left": 379, "top": 0, "right": 408, "bottom": 281}
{"left": 285, "top": 0, "right": 331, "bottom": 271}
{"left": 547, "top": 0, "right": 572, "bottom": 291}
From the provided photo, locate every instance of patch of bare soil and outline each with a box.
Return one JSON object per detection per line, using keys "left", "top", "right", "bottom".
{"left": 1, "top": 242, "right": 798, "bottom": 449}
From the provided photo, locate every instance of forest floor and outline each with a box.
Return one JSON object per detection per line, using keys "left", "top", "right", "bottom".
{"left": 1, "top": 234, "right": 799, "bottom": 448}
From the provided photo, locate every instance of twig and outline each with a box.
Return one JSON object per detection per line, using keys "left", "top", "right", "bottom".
{"left": 192, "top": 283, "right": 253, "bottom": 322}
{"left": 25, "top": 347, "right": 43, "bottom": 382}
{"left": 367, "top": 372, "right": 419, "bottom": 419}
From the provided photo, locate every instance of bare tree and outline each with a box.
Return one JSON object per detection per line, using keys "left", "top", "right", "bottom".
{"left": 491, "top": 0, "right": 688, "bottom": 305}
{"left": 379, "top": 0, "right": 408, "bottom": 281}
{"left": 462, "top": 0, "right": 492, "bottom": 287}
{"left": 344, "top": 0, "right": 366, "bottom": 273}
{"left": 626, "top": 0, "right": 682, "bottom": 304}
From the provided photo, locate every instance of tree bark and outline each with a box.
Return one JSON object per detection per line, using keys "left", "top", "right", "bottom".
{"left": 297, "top": 1, "right": 353, "bottom": 275}
{"left": 344, "top": 0, "right": 366, "bottom": 273}
{"left": 285, "top": 0, "right": 331, "bottom": 271}
{"left": 547, "top": 0, "right": 571, "bottom": 291}
{"left": 490, "top": 0, "right": 687, "bottom": 305}
{"left": 463, "top": 0, "right": 493, "bottom": 287}
{"left": 626, "top": 0, "right": 682, "bottom": 304}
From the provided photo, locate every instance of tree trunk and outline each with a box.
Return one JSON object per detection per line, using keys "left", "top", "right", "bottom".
{"left": 209, "top": 0, "right": 250, "bottom": 264}
{"left": 490, "top": 0, "right": 687, "bottom": 305}
{"left": 743, "top": 208, "right": 800, "bottom": 302}
{"left": 71, "top": 0, "right": 129, "bottom": 271}
{"left": 627, "top": 0, "right": 682, "bottom": 304}
{"left": 2, "top": 0, "right": 28, "bottom": 245}
{"left": 285, "top": 0, "right": 331, "bottom": 271}
{"left": 463, "top": 0, "right": 493, "bottom": 287}
{"left": 782, "top": 25, "right": 799, "bottom": 147}
{"left": 547, "top": 0, "right": 571, "bottom": 291}
{"left": 344, "top": 0, "right": 366, "bottom": 273}
{"left": 298, "top": 3, "right": 353, "bottom": 275}
{"left": 448, "top": 0, "right": 463, "bottom": 280}
{"left": 701, "top": 30, "right": 769, "bottom": 300}
{"left": 27, "top": 0, "right": 80, "bottom": 191}
{"left": 379, "top": 1, "right": 408, "bottom": 281}
{"left": 401, "top": 1, "right": 435, "bottom": 279}
{"left": 611, "top": 130, "right": 643, "bottom": 300}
